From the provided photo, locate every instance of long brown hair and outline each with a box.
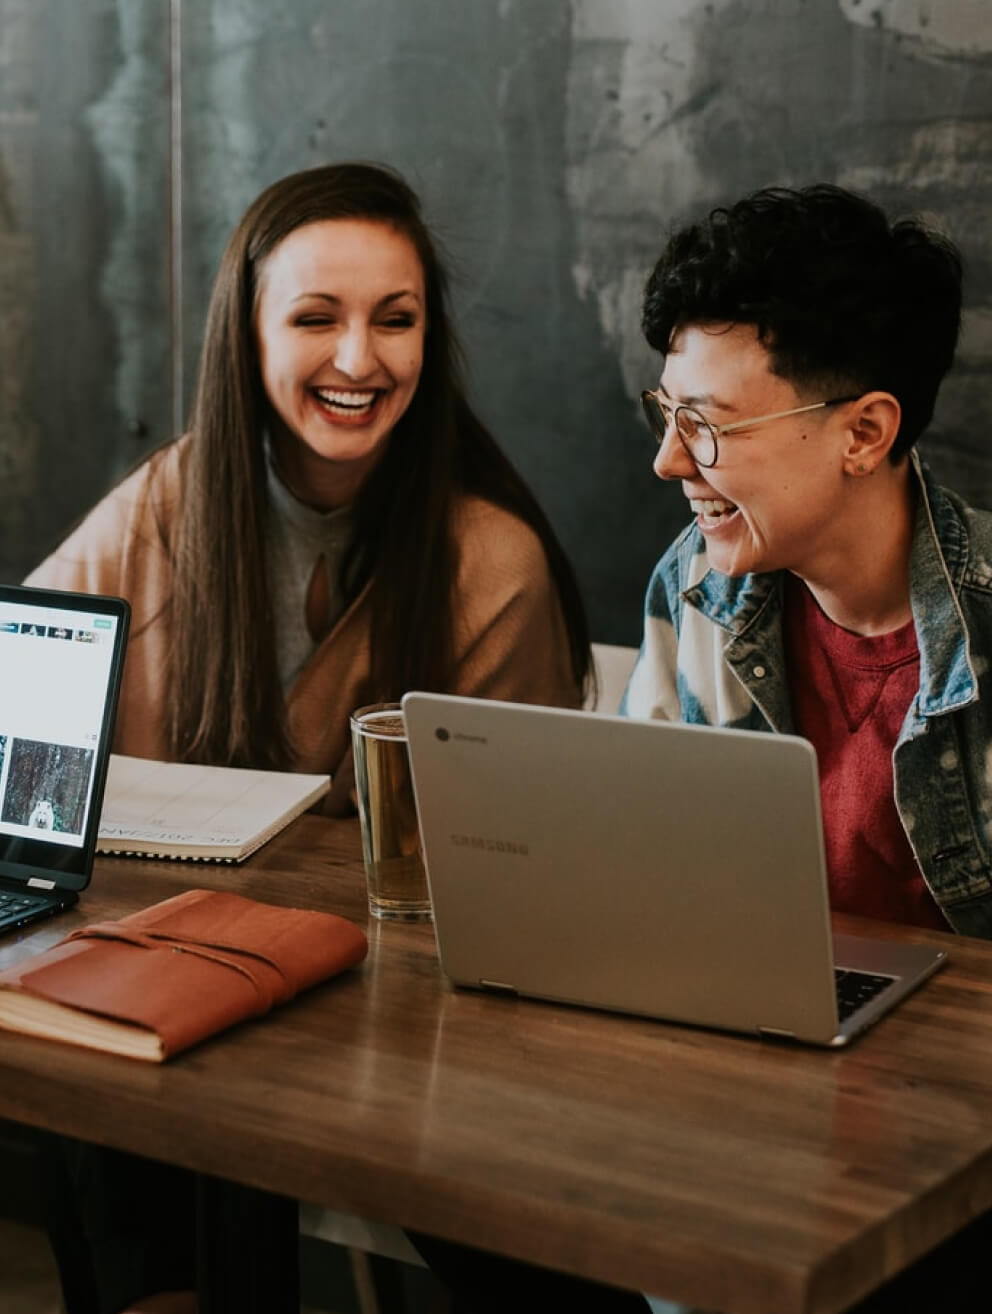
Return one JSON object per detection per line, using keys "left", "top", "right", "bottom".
{"left": 165, "top": 162, "right": 591, "bottom": 767}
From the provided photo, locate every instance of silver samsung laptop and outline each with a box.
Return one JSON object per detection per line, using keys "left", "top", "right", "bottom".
{"left": 402, "top": 693, "right": 947, "bottom": 1047}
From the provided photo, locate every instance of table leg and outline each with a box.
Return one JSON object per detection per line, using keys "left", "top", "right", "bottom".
{"left": 195, "top": 1173, "right": 299, "bottom": 1314}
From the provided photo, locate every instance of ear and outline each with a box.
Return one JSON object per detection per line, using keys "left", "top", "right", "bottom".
{"left": 841, "top": 391, "right": 902, "bottom": 476}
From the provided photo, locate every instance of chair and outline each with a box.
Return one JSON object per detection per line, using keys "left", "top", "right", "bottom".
{"left": 585, "top": 643, "right": 639, "bottom": 715}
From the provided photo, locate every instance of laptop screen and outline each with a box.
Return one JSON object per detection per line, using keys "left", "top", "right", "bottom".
{"left": 0, "top": 586, "right": 129, "bottom": 886}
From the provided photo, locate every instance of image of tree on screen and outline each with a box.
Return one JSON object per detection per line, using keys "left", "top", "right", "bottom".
{"left": 1, "top": 739, "right": 94, "bottom": 835}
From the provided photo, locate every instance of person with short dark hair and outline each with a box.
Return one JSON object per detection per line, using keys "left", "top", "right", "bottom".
{"left": 627, "top": 182, "right": 992, "bottom": 937}
{"left": 624, "top": 183, "right": 992, "bottom": 1310}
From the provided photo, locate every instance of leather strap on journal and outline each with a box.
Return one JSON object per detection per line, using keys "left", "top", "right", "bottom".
{"left": 65, "top": 922, "right": 290, "bottom": 1009}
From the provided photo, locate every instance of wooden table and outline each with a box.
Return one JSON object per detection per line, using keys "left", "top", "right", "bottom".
{"left": 2, "top": 815, "right": 992, "bottom": 1314}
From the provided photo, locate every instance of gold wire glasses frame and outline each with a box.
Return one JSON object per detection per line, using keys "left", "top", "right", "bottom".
{"left": 640, "top": 390, "right": 860, "bottom": 469}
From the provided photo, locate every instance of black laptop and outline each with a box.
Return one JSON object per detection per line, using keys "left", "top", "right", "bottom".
{"left": 0, "top": 583, "right": 129, "bottom": 935}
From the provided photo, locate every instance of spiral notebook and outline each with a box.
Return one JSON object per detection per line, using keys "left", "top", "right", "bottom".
{"left": 97, "top": 756, "right": 330, "bottom": 862}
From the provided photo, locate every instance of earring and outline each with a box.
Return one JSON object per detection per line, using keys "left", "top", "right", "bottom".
{"left": 856, "top": 463, "right": 867, "bottom": 473}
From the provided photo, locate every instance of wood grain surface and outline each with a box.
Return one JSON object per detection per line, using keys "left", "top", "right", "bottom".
{"left": 2, "top": 815, "right": 991, "bottom": 1314}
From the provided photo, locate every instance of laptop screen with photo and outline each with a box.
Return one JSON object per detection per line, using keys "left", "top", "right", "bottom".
{"left": 0, "top": 584, "right": 129, "bottom": 904}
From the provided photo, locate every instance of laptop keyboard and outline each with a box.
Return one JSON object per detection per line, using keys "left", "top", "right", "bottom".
{"left": 834, "top": 967, "right": 894, "bottom": 1021}
{"left": 0, "top": 888, "right": 55, "bottom": 932}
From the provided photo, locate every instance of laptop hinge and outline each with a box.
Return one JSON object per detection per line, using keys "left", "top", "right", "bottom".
{"left": 27, "top": 877, "right": 56, "bottom": 890}
{"left": 479, "top": 979, "right": 518, "bottom": 996}
{"left": 757, "top": 1025, "right": 798, "bottom": 1042}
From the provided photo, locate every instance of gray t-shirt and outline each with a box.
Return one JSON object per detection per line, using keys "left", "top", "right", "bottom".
{"left": 265, "top": 453, "right": 355, "bottom": 690}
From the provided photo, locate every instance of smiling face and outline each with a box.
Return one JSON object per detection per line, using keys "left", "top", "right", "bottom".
{"left": 652, "top": 322, "right": 857, "bottom": 580}
{"left": 253, "top": 218, "right": 426, "bottom": 506}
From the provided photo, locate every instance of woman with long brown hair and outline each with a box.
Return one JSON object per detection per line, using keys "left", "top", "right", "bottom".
{"left": 30, "top": 162, "right": 590, "bottom": 806}
{"left": 27, "top": 161, "right": 591, "bottom": 1314}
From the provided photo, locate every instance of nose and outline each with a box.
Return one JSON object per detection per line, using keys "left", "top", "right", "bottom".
{"left": 334, "top": 321, "right": 376, "bottom": 380}
{"left": 653, "top": 420, "right": 698, "bottom": 481}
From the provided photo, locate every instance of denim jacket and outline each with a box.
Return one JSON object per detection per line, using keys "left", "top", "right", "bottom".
{"left": 623, "top": 454, "right": 992, "bottom": 939}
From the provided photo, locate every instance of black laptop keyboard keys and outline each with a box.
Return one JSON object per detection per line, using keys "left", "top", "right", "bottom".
{"left": 0, "top": 889, "right": 54, "bottom": 931}
{"left": 834, "top": 968, "right": 894, "bottom": 1021}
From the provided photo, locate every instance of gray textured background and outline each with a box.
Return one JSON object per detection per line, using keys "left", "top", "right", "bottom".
{"left": 2, "top": 0, "right": 991, "bottom": 643}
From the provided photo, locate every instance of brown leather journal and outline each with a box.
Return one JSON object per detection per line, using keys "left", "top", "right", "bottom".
{"left": 0, "top": 889, "right": 368, "bottom": 1061}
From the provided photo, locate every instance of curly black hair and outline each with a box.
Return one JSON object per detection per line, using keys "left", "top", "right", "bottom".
{"left": 642, "top": 185, "right": 962, "bottom": 460}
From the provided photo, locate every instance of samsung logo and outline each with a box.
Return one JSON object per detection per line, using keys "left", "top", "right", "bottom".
{"left": 434, "top": 727, "right": 488, "bottom": 744}
{"left": 451, "top": 833, "right": 529, "bottom": 856}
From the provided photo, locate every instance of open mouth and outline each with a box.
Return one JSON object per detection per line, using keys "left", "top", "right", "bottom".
{"left": 689, "top": 497, "right": 739, "bottom": 527}
{"left": 311, "top": 386, "right": 381, "bottom": 422}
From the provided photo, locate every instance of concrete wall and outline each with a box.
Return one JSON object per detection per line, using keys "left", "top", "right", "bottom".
{"left": 2, "top": 0, "right": 991, "bottom": 642}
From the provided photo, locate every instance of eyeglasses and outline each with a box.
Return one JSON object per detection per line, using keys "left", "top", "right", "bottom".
{"left": 639, "top": 390, "right": 860, "bottom": 469}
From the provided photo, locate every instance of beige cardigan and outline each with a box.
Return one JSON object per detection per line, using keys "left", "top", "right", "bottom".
{"left": 27, "top": 440, "right": 580, "bottom": 781}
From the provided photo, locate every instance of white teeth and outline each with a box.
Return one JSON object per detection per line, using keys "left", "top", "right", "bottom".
{"left": 690, "top": 498, "right": 736, "bottom": 516}
{"left": 314, "top": 387, "right": 376, "bottom": 409}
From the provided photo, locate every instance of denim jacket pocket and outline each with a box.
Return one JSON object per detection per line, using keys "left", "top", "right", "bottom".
{"left": 937, "top": 879, "right": 992, "bottom": 938}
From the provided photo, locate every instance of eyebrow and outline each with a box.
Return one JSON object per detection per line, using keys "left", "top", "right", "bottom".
{"left": 657, "top": 381, "right": 739, "bottom": 414}
{"left": 289, "top": 290, "right": 423, "bottom": 308}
